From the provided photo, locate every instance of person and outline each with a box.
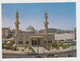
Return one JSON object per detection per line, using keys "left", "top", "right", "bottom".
{"left": 68, "top": 54, "right": 71, "bottom": 57}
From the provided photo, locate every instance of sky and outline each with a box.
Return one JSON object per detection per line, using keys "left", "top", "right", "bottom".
{"left": 2, "top": 3, "right": 76, "bottom": 31}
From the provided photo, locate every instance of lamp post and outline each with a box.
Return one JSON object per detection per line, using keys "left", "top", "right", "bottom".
{"left": 37, "top": 39, "right": 39, "bottom": 54}
{"left": 43, "top": 40, "right": 45, "bottom": 57}
{"left": 70, "top": 32, "right": 74, "bottom": 57}
{"left": 70, "top": 28, "right": 74, "bottom": 57}
{"left": 71, "top": 28, "right": 75, "bottom": 57}
{"left": 43, "top": 37, "right": 46, "bottom": 57}
{"left": 71, "top": 39, "right": 73, "bottom": 57}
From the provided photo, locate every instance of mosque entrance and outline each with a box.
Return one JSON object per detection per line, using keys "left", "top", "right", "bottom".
{"left": 32, "top": 39, "right": 40, "bottom": 46}
{"left": 30, "top": 36, "right": 44, "bottom": 46}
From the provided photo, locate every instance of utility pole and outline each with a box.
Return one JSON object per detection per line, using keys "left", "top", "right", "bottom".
{"left": 37, "top": 39, "right": 39, "bottom": 54}
{"left": 71, "top": 39, "right": 73, "bottom": 57}
{"left": 43, "top": 40, "right": 44, "bottom": 57}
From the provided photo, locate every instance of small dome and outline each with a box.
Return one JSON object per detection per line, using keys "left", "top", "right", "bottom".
{"left": 26, "top": 25, "right": 35, "bottom": 31}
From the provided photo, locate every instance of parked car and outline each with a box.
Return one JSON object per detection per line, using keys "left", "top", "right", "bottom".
{"left": 35, "top": 55, "right": 43, "bottom": 58}
{"left": 27, "top": 52, "right": 38, "bottom": 55}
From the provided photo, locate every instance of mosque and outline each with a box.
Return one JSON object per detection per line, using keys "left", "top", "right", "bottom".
{"left": 15, "top": 10, "right": 55, "bottom": 47}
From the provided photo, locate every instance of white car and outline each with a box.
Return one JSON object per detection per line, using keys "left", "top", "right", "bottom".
{"left": 27, "top": 52, "right": 38, "bottom": 55}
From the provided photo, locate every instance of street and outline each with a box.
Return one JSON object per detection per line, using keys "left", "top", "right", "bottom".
{"left": 2, "top": 49, "right": 76, "bottom": 58}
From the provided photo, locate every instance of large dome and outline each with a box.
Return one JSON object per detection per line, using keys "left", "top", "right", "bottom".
{"left": 26, "top": 25, "right": 35, "bottom": 31}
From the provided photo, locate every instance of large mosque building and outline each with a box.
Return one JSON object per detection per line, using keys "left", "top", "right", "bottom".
{"left": 15, "top": 10, "right": 55, "bottom": 47}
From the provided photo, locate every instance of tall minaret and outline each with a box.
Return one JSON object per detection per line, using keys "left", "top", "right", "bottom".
{"left": 44, "top": 10, "right": 49, "bottom": 34}
{"left": 14, "top": 10, "right": 20, "bottom": 35}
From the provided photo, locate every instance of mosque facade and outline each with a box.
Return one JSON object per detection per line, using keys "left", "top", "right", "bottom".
{"left": 15, "top": 10, "right": 55, "bottom": 47}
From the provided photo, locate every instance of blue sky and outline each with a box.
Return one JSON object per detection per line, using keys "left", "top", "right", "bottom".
{"left": 2, "top": 3, "right": 76, "bottom": 31}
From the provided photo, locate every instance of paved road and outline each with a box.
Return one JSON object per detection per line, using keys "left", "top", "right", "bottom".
{"left": 2, "top": 50, "right": 76, "bottom": 58}
{"left": 54, "top": 49, "right": 76, "bottom": 57}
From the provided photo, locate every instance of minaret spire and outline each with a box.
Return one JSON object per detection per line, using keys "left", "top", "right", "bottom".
{"left": 14, "top": 9, "right": 20, "bottom": 35}
{"left": 44, "top": 10, "right": 49, "bottom": 34}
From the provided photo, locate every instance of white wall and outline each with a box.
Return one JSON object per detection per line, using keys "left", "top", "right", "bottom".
{"left": 54, "top": 33, "right": 75, "bottom": 41}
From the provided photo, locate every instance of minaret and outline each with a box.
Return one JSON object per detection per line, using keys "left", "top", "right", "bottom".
{"left": 14, "top": 10, "right": 20, "bottom": 35}
{"left": 44, "top": 10, "right": 49, "bottom": 34}
{"left": 44, "top": 10, "right": 49, "bottom": 46}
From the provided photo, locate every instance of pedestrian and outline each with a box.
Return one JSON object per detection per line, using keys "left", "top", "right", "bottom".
{"left": 68, "top": 54, "right": 70, "bottom": 57}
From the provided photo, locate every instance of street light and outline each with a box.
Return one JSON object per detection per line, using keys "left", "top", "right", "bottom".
{"left": 43, "top": 37, "right": 46, "bottom": 57}
{"left": 37, "top": 39, "right": 39, "bottom": 54}
{"left": 70, "top": 39, "right": 73, "bottom": 57}
{"left": 71, "top": 39, "right": 73, "bottom": 57}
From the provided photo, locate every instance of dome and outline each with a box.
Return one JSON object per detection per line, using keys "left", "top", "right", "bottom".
{"left": 26, "top": 25, "right": 35, "bottom": 31}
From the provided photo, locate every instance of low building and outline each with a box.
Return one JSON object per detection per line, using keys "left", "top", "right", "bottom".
{"left": 2, "top": 27, "right": 11, "bottom": 38}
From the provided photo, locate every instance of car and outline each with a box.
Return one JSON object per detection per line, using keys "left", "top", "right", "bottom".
{"left": 47, "top": 54, "right": 54, "bottom": 57}
{"left": 35, "top": 55, "right": 43, "bottom": 58}
{"left": 27, "top": 52, "right": 38, "bottom": 55}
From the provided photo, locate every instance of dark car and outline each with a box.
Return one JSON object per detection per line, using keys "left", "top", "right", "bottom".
{"left": 35, "top": 55, "right": 43, "bottom": 58}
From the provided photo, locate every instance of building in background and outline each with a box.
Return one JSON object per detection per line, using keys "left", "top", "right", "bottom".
{"left": 54, "top": 33, "right": 75, "bottom": 41}
{"left": 2, "top": 27, "right": 11, "bottom": 39}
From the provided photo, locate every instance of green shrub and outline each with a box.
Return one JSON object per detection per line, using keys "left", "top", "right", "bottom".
{"left": 2, "top": 40, "right": 15, "bottom": 50}
{"left": 13, "top": 46, "right": 17, "bottom": 51}
{"left": 29, "top": 47, "right": 35, "bottom": 52}
{"left": 67, "top": 44, "right": 74, "bottom": 47}
{"left": 22, "top": 49, "right": 24, "bottom": 51}
{"left": 51, "top": 42, "right": 61, "bottom": 50}
{"left": 11, "top": 47, "right": 14, "bottom": 50}
{"left": 10, "top": 46, "right": 18, "bottom": 51}
{"left": 2, "top": 41, "right": 7, "bottom": 45}
{"left": 62, "top": 45, "right": 67, "bottom": 49}
{"left": 51, "top": 42, "right": 59, "bottom": 48}
{"left": 44, "top": 46, "right": 50, "bottom": 51}
{"left": 15, "top": 48, "right": 19, "bottom": 51}
{"left": 4, "top": 45, "right": 11, "bottom": 50}
{"left": 67, "top": 44, "right": 70, "bottom": 48}
{"left": 47, "top": 47, "right": 50, "bottom": 51}
{"left": 4, "top": 40, "right": 7, "bottom": 44}
{"left": 59, "top": 42, "right": 63, "bottom": 47}
{"left": 10, "top": 40, "right": 15, "bottom": 45}
{"left": 8, "top": 43, "right": 13, "bottom": 47}
{"left": 56, "top": 46, "right": 59, "bottom": 50}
